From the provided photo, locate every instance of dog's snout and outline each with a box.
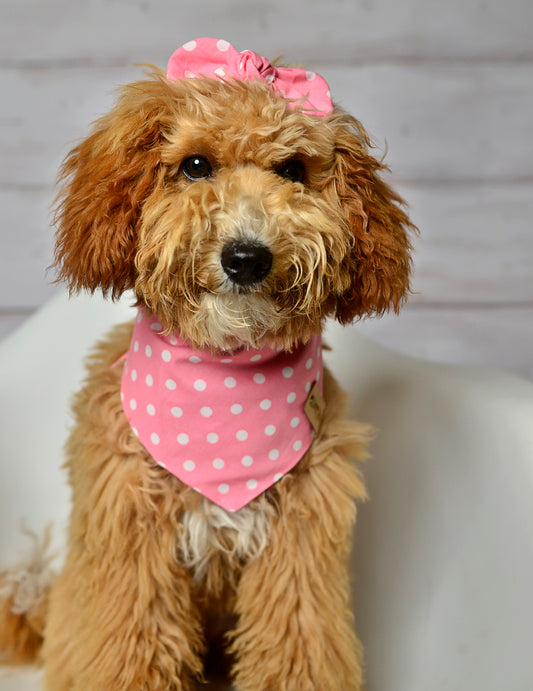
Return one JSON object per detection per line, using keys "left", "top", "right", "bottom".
{"left": 221, "top": 241, "right": 273, "bottom": 286}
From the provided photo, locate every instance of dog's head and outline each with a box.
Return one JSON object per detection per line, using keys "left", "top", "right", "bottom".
{"left": 54, "top": 42, "right": 414, "bottom": 352}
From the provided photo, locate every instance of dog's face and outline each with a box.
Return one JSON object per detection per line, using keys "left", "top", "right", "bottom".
{"left": 54, "top": 71, "right": 414, "bottom": 351}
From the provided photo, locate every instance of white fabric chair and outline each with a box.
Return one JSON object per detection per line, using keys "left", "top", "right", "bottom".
{"left": 1, "top": 293, "right": 532, "bottom": 691}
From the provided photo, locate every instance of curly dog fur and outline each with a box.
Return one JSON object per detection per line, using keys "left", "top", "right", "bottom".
{"left": 0, "top": 64, "right": 414, "bottom": 690}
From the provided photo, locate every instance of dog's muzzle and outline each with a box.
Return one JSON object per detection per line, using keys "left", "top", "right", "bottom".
{"left": 221, "top": 240, "right": 273, "bottom": 287}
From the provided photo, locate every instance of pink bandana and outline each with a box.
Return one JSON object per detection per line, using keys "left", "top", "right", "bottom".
{"left": 166, "top": 37, "right": 333, "bottom": 116}
{"left": 121, "top": 311, "right": 323, "bottom": 512}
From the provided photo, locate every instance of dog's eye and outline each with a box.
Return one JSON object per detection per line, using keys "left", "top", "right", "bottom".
{"left": 276, "top": 159, "right": 306, "bottom": 184}
{"left": 182, "top": 156, "right": 213, "bottom": 181}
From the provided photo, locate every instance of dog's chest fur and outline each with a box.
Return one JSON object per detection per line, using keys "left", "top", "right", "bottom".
{"left": 179, "top": 498, "right": 273, "bottom": 580}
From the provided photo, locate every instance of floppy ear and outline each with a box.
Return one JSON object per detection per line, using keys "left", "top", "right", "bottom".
{"left": 330, "top": 115, "right": 416, "bottom": 323}
{"left": 53, "top": 72, "right": 173, "bottom": 298}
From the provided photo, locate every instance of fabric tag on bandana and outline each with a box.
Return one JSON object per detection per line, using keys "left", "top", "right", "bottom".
{"left": 120, "top": 310, "right": 324, "bottom": 512}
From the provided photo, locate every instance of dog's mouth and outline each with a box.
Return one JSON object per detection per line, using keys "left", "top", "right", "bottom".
{"left": 195, "top": 291, "right": 283, "bottom": 351}
{"left": 185, "top": 240, "right": 289, "bottom": 351}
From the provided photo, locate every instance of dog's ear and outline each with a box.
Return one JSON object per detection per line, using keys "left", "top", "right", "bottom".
{"left": 330, "top": 115, "right": 415, "bottom": 323}
{"left": 53, "top": 72, "right": 173, "bottom": 298}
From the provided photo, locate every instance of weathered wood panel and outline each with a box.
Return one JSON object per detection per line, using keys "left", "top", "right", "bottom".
{"left": 1, "top": 64, "right": 533, "bottom": 188}
{"left": 0, "top": 187, "right": 57, "bottom": 307}
{"left": 404, "top": 182, "right": 533, "bottom": 303}
{"left": 2, "top": 0, "right": 532, "bottom": 65}
{"left": 325, "top": 64, "right": 533, "bottom": 183}
{"left": 1, "top": 0, "right": 531, "bottom": 381}
{"left": 1, "top": 183, "right": 531, "bottom": 308}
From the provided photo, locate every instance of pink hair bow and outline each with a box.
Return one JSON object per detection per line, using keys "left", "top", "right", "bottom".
{"left": 166, "top": 37, "right": 333, "bottom": 116}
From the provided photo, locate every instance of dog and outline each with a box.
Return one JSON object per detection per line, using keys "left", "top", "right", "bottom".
{"left": 0, "top": 38, "right": 413, "bottom": 690}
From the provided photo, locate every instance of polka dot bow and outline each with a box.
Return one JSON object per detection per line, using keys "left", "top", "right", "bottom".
{"left": 166, "top": 37, "right": 334, "bottom": 116}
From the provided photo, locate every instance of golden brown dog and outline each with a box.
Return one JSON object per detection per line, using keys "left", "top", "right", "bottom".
{"left": 0, "top": 41, "right": 413, "bottom": 690}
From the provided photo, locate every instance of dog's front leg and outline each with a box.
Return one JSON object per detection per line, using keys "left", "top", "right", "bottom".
{"left": 230, "top": 457, "right": 365, "bottom": 690}
{"left": 42, "top": 448, "right": 205, "bottom": 690}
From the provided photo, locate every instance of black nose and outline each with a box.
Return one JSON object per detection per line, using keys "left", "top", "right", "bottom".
{"left": 221, "top": 241, "right": 273, "bottom": 286}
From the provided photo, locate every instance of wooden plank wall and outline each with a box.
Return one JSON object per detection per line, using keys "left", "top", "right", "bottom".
{"left": 1, "top": 0, "right": 532, "bottom": 379}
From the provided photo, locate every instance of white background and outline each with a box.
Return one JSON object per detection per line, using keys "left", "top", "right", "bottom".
{"left": 1, "top": 0, "right": 532, "bottom": 379}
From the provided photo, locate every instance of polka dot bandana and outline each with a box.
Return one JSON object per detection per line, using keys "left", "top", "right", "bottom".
{"left": 166, "top": 37, "right": 333, "bottom": 116}
{"left": 121, "top": 310, "right": 324, "bottom": 512}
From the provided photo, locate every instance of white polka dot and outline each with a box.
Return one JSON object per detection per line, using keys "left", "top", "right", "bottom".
{"left": 236, "top": 430, "right": 248, "bottom": 441}
{"left": 221, "top": 358, "right": 232, "bottom": 363}
{"left": 265, "top": 74, "right": 275, "bottom": 85}
{"left": 316, "top": 370, "right": 321, "bottom": 380}
{"left": 184, "top": 70, "right": 196, "bottom": 79}
{"left": 305, "top": 382, "right": 311, "bottom": 393}
{"left": 224, "top": 377, "right": 237, "bottom": 388}
{"left": 189, "top": 355, "right": 202, "bottom": 363}
{"left": 177, "top": 433, "right": 189, "bottom": 445}
{"left": 250, "top": 354, "right": 262, "bottom": 362}
{"left": 137, "top": 313, "right": 143, "bottom": 323}
{"left": 231, "top": 403, "right": 243, "bottom": 415}
{"left": 132, "top": 427, "right": 139, "bottom": 437}
{"left": 260, "top": 399, "right": 272, "bottom": 410}
{"left": 213, "top": 458, "right": 225, "bottom": 469}
{"left": 241, "top": 456, "right": 254, "bottom": 467}
{"left": 305, "top": 358, "right": 313, "bottom": 369}
{"left": 147, "top": 404, "right": 156, "bottom": 416}
{"left": 246, "top": 479, "right": 258, "bottom": 490}
{"left": 326, "top": 90, "right": 331, "bottom": 99}
{"left": 134, "top": 340, "right": 139, "bottom": 352}
{"left": 150, "top": 322, "right": 162, "bottom": 331}
{"left": 183, "top": 460, "right": 196, "bottom": 471}
{"left": 145, "top": 345, "right": 152, "bottom": 357}
{"left": 171, "top": 406, "right": 183, "bottom": 418}
{"left": 194, "top": 379, "right": 207, "bottom": 391}
{"left": 145, "top": 374, "right": 153, "bottom": 386}
{"left": 269, "top": 449, "right": 280, "bottom": 460}
{"left": 265, "top": 425, "right": 276, "bottom": 436}
{"left": 131, "top": 369, "right": 137, "bottom": 381}
{"left": 162, "top": 350, "right": 171, "bottom": 362}
{"left": 183, "top": 40, "right": 197, "bottom": 51}
{"left": 290, "top": 417, "right": 300, "bottom": 428}
{"left": 150, "top": 433, "right": 160, "bottom": 445}
{"left": 200, "top": 406, "right": 213, "bottom": 417}
{"left": 306, "top": 71, "right": 316, "bottom": 81}
{"left": 130, "top": 398, "right": 137, "bottom": 410}
{"left": 217, "top": 39, "right": 230, "bottom": 52}
{"left": 293, "top": 440, "right": 303, "bottom": 451}
{"left": 274, "top": 473, "right": 284, "bottom": 482}
{"left": 165, "top": 378, "right": 177, "bottom": 390}
{"left": 282, "top": 367, "right": 293, "bottom": 378}
{"left": 287, "top": 392, "right": 296, "bottom": 403}
{"left": 170, "top": 335, "right": 178, "bottom": 345}
{"left": 214, "top": 67, "right": 226, "bottom": 78}
{"left": 207, "top": 432, "right": 219, "bottom": 444}
{"left": 156, "top": 460, "right": 166, "bottom": 469}
{"left": 253, "top": 373, "right": 266, "bottom": 384}
{"left": 218, "top": 483, "right": 230, "bottom": 494}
